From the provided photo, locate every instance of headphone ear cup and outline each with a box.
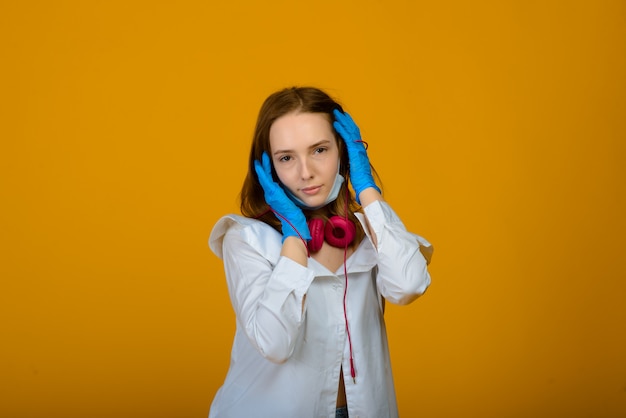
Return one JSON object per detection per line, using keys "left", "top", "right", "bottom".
{"left": 308, "top": 218, "right": 325, "bottom": 252}
{"left": 324, "top": 216, "right": 356, "bottom": 248}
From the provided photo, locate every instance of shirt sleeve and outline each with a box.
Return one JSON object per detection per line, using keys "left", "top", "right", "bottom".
{"left": 221, "top": 225, "right": 315, "bottom": 363}
{"left": 363, "top": 200, "right": 432, "bottom": 305}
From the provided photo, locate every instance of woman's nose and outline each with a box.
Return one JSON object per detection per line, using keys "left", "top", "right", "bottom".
{"left": 300, "top": 159, "right": 313, "bottom": 179}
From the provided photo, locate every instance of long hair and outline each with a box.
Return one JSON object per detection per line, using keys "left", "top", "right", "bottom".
{"left": 240, "top": 86, "right": 379, "bottom": 246}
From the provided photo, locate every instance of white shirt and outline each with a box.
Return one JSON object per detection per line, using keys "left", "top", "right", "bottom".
{"left": 208, "top": 201, "right": 432, "bottom": 418}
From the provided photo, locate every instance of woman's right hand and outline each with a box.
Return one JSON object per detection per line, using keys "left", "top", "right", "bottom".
{"left": 254, "top": 152, "right": 311, "bottom": 242}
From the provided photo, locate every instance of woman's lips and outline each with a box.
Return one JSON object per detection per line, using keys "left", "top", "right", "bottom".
{"left": 300, "top": 185, "right": 322, "bottom": 195}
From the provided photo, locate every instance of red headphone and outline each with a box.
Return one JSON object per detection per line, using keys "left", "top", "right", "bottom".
{"left": 307, "top": 216, "right": 356, "bottom": 252}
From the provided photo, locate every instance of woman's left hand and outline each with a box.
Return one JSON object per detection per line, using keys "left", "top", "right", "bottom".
{"left": 333, "top": 109, "right": 381, "bottom": 204}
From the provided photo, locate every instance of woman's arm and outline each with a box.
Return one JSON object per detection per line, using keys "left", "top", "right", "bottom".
{"left": 281, "top": 236, "right": 308, "bottom": 266}
{"left": 357, "top": 187, "right": 384, "bottom": 248}
{"left": 333, "top": 110, "right": 431, "bottom": 304}
{"left": 362, "top": 199, "right": 431, "bottom": 305}
{"left": 222, "top": 228, "right": 314, "bottom": 363}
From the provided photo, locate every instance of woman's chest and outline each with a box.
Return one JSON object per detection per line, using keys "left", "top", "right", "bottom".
{"left": 310, "top": 242, "right": 354, "bottom": 273}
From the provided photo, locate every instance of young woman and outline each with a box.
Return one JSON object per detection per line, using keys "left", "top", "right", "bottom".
{"left": 208, "top": 87, "right": 433, "bottom": 418}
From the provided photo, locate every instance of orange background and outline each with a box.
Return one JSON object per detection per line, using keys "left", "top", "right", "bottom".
{"left": 1, "top": 1, "right": 625, "bottom": 417}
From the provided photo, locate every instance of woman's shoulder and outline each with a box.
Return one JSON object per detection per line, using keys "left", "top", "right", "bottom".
{"left": 208, "top": 214, "right": 281, "bottom": 261}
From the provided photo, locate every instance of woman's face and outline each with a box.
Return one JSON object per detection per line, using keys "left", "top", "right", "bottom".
{"left": 269, "top": 111, "right": 340, "bottom": 209}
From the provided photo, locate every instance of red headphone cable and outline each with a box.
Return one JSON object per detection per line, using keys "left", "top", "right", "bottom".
{"left": 342, "top": 178, "right": 356, "bottom": 383}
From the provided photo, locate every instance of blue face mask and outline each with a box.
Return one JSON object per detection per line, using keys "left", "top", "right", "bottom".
{"left": 282, "top": 161, "right": 344, "bottom": 210}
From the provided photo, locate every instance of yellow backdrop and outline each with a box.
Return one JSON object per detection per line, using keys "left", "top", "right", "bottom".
{"left": 1, "top": 1, "right": 625, "bottom": 417}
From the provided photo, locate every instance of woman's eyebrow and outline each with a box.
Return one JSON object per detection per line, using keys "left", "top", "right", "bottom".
{"left": 308, "top": 140, "right": 332, "bottom": 149}
{"left": 272, "top": 148, "right": 292, "bottom": 156}
{"left": 273, "top": 140, "right": 332, "bottom": 156}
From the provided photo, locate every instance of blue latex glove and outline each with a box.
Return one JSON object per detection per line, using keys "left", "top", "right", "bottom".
{"left": 333, "top": 109, "right": 381, "bottom": 204}
{"left": 254, "top": 152, "right": 311, "bottom": 242}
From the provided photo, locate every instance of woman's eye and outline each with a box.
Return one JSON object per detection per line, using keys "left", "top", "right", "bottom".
{"left": 314, "top": 147, "right": 327, "bottom": 155}
{"left": 279, "top": 155, "right": 292, "bottom": 162}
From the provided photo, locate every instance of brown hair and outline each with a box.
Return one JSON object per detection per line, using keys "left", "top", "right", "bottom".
{"left": 240, "top": 86, "right": 377, "bottom": 246}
